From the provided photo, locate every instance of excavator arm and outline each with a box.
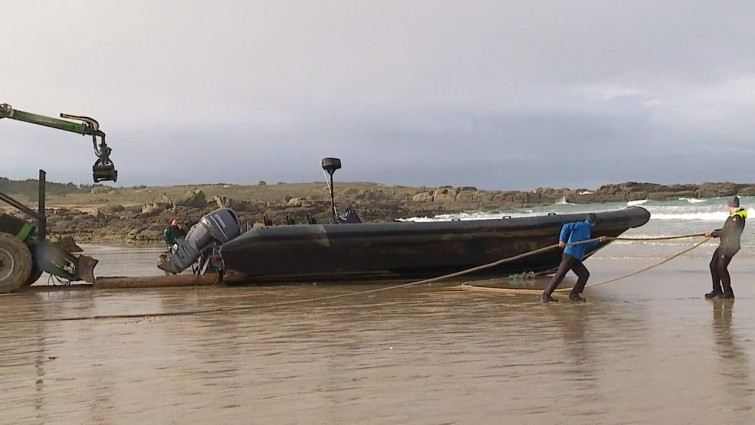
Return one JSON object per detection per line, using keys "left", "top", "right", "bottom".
{"left": 0, "top": 103, "right": 117, "bottom": 182}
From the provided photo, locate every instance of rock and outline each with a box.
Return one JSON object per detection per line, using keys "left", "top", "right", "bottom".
{"left": 455, "top": 190, "right": 477, "bottom": 203}
{"left": 46, "top": 215, "right": 64, "bottom": 225}
{"left": 433, "top": 188, "right": 457, "bottom": 203}
{"left": 668, "top": 184, "right": 700, "bottom": 192}
{"left": 647, "top": 192, "right": 677, "bottom": 201}
{"left": 72, "top": 214, "right": 94, "bottom": 223}
{"left": 53, "top": 219, "right": 76, "bottom": 232}
{"left": 615, "top": 182, "right": 664, "bottom": 193}
{"left": 123, "top": 205, "right": 143, "bottom": 215}
{"left": 624, "top": 191, "right": 648, "bottom": 201}
{"left": 534, "top": 187, "right": 569, "bottom": 197}
{"left": 137, "top": 206, "right": 165, "bottom": 218}
{"left": 697, "top": 182, "right": 741, "bottom": 198}
{"left": 472, "top": 191, "right": 496, "bottom": 203}
{"left": 27, "top": 178, "right": 755, "bottom": 244}
{"left": 156, "top": 193, "right": 173, "bottom": 206}
{"left": 355, "top": 189, "right": 383, "bottom": 201}
{"left": 126, "top": 227, "right": 143, "bottom": 238}
{"left": 412, "top": 192, "right": 433, "bottom": 203}
{"left": 512, "top": 191, "right": 532, "bottom": 203}
{"left": 213, "top": 195, "right": 231, "bottom": 209}
{"left": 96, "top": 204, "right": 125, "bottom": 217}
{"left": 141, "top": 203, "right": 163, "bottom": 214}
{"left": 213, "top": 196, "right": 259, "bottom": 212}
{"left": 174, "top": 189, "right": 207, "bottom": 208}
{"left": 52, "top": 208, "right": 80, "bottom": 216}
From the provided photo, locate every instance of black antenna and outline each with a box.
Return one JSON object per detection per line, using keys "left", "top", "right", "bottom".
{"left": 321, "top": 158, "right": 341, "bottom": 222}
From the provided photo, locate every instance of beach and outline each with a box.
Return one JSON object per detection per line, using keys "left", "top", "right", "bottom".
{"left": 2, "top": 253, "right": 755, "bottom": 424}
{"left": 2, "top": 199, "right": 755, "bottom": 424}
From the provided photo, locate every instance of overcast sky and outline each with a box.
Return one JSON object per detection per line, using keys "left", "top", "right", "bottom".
{"left": 2, "top": 0, "right": 755, "bottom": 190}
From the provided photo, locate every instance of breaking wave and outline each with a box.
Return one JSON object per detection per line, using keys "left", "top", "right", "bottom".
{"left": 650, "top": 212, "right": 730, "bottom": 221}
{"left": 647, "top": 207, "right": 753, "bottom": 222}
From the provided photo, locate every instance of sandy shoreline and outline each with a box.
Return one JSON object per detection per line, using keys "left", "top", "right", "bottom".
{"left": 3, "top": 254, "right": 755, "bottom": 424}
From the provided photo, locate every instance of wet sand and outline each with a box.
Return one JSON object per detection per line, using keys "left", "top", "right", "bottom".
{"left": 2, "top": 251, "right": 755, "bottom": 424}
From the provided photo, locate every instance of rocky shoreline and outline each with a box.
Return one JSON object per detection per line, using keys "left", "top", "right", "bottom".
{"left": 2, "top": 181, "right": 753, "bottom": 244}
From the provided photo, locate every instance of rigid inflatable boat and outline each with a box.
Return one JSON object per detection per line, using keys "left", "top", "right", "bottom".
{"left": 157, "top": 158, "right": 651, "bottom": 283}
{"left": 216, "top": 206, "right": 650, "bottom": 282}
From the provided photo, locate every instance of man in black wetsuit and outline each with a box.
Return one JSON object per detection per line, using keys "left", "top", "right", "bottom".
{"left": 705, "top": 196, "right": 747, "bottom": 299}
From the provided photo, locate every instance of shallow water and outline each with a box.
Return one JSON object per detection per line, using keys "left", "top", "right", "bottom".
{"left": 2, "top": 242, "right": 755, "bottom": 424}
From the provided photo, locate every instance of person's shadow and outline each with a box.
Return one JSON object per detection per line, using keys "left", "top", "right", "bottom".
{"left": 711, "top": 299, "right": 754, "bottom": 411}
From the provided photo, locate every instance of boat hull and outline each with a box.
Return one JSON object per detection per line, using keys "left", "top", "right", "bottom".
{"left": 219, "top": 207, "right": 650, "bottom": 283}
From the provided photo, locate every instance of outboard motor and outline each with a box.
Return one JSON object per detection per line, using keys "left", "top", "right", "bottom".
{"left": 158, "top": 208, "right": 241, "bottom": 274}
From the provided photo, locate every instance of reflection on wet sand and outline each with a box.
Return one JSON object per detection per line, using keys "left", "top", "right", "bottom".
{"left": 711, "top": 300, "right": 755, "bottom": 412}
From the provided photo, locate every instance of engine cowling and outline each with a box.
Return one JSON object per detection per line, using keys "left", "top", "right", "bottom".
{"left": 158, "top": 208, "right": 241, "bottom": 274}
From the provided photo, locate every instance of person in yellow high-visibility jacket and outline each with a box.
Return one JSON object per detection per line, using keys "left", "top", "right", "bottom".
{"left": 705, "top": 196, "right": 747, "bottom": 299}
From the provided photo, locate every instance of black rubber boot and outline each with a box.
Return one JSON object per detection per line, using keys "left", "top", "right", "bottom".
{"left": 721, "top": 291, "right": 735, "bottom": 299}
{"left": 541, "top": 292, "right": 558, "bottom": 303}
{"left": 568, "top": 293, "right": 586, "bottom": 302}
{"left": 705, "top": 290, "right": 723, "bottom": 299}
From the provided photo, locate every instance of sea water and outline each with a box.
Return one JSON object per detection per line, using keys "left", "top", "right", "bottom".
{"left": 404, "top": 195, "right": 755, "bottom": 261}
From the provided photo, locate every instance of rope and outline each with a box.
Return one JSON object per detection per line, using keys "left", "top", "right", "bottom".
{"left": 612, "top": 233, "right": 706, "bottom": 241}
{"left": 7, "top": 233, "right": 711, "bottom": 323}
{"left": 461, "top": 236, "right": 711, "bottom": 295}
{"left": 585, "top": 236, "right": 711, "bottom": 289}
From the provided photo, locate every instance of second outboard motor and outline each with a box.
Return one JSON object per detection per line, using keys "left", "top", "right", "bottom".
{"left": 158, "top": 208, "right": 241, "bottom": 274}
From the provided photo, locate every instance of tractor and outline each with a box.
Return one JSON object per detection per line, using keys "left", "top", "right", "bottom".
{"left": 0, "top": 103, "right": 117, "bottom": 292}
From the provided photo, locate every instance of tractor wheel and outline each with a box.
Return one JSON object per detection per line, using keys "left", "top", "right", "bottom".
{"left": 21, "top": 242, "right": 43, "bottom": 287}
{"left": 23, "top": 267, "right": 44, "bottom": 287}
{"left": 0, "top": 233, "right": 32, "bottom": 293}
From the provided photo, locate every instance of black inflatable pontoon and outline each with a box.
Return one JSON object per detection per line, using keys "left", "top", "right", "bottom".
{"left": 218, "top": 206, "right": 650, "bottom": 283}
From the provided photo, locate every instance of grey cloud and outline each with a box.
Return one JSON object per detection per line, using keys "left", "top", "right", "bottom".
{"left": 2, "top": 1, "right": 755, "bottom": 190}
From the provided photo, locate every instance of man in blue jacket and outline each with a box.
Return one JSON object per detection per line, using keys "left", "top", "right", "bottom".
{"left": 541, "top": 213, "right": 607, "bottom": 302}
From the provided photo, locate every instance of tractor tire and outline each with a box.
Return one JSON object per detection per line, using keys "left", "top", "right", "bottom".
{"left": 0, "top": 233, "right": 33, "bottom": 293}
{"left": 22, "top": 242, "right": 43, "bottom": 287}
{"left": 23, "top": 267, "right": 44, "bottom": 287}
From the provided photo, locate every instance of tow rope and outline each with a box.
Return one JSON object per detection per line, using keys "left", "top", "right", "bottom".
{"left": 460, "top": 234, "right": 711, "bottom": 295}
